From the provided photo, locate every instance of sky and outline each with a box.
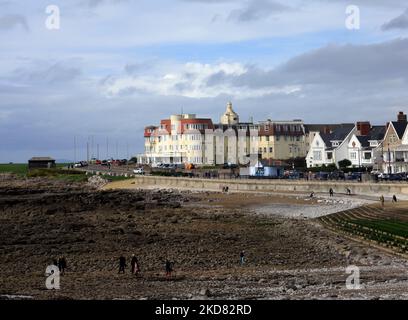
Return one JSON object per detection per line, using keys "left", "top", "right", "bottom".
{"left": 1, "top": 0, "right": 408, "bottom": 162}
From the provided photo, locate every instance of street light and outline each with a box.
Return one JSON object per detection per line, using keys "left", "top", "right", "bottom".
{"left": 388, "top": 144, "right": 391, "bottom": 174}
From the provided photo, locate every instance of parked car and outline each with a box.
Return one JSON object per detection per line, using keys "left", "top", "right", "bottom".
{"left": 315, "top": 172, "right": 329, "bottom": 180}
{"left": 329, "top": 170, "right": 345, "bottom": 180}
{"left": 346, "top": 172, "right": 362, "bottom": 181}
{"left": 389, "top": 173, "right": 406, "bottom": 181}
{"left": 133, "top": 168, "right": 145, "bottom": 174}
{"left": 377, "top": 173, "right": 390, "bottom": 181}
{"left": 223, "top": 162, "right": 238, "bottom": 169}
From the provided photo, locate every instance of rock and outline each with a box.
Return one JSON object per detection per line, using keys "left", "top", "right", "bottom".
{"left": 199, "top": 288, "right": 211, "bottom": 297}
{"left": 87, "top": 175, "right": 108, "bottom": 188}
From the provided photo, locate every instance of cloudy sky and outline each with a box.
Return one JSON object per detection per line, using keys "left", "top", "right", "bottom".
{"left": 1, "top": 0, "right": 408, "bottom": 162}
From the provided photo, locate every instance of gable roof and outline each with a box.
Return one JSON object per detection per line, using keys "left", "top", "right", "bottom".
{"left": 368, "top": 125, "right": 386, "bottom": 141}
{"left": 29, "top": 157, "right": 55, "bottom": 161}
{"left": 329, "top": 124, "right": 355, "bottom": 141}
{"left": 304, "top": 124, "right": 343, "bottom": 134}
{"left": 355, "top": 136, "right": 370, "bottom": 147}
{"left": 391, "top": 121, "right": 408, "bottom": 139}
{"left": 320, "top": 133, "right": 334, "bottom": 149}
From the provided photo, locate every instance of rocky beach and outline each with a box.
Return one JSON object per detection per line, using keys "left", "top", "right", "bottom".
{"left": 0, "top": 173, "right": 407, "bottom": 300}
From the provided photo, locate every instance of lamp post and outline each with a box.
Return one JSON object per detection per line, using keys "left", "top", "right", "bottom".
{"left": 358, "top": 147, "right": 361, "bottom": 170}
{"left": 388, "top": 144, "right": 392, "bottom": 174}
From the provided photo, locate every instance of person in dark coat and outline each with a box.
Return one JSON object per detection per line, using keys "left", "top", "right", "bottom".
{"left": 58, "top": 256, "right": 67, "bottom": 275}
{"left": 118, "top": 256, "right": 126, "bottom": 274}
{"left": 240, "top": 251, "right": 245, "bottom": 265}
{"left": 165, "top": 260, "right": 173, "bottom": 278}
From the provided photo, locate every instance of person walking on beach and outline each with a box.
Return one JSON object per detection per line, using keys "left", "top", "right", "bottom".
{"left": 310, "top": 191, "right": 315, "bottom": 198}
{"left": 240, "top": 251, "right": 245, "bottom": 266}
{"left": 329, "top": 188, "right": 334, "bottom": 197}
{"left": 131, "top": 254, "right": 140, "bottom": 276}
{"left": 118, "top": 256, "right": 126, "bottom": 274}
{"left": 165, "top": 260, "right": 173, "bottom": 278}
{"left": 346, "top": 187, "right": 351, "bottom": 195}
{"left": 392, "top": 195, "right": 398, "bottom": 203}
{"left": 380, "top": 195, "right": 385, "bottom": 207}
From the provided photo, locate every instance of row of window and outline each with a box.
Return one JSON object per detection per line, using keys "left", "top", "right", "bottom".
{"left": 312, "top": 150, "right": 372, "bottom": 161}
{"left": 265, "top": 124, "right": 302, "bottom": 132}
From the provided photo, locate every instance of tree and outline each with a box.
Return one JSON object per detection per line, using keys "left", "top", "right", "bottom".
{"left": 338, "top": 159, "right": 352, "bottom": 170}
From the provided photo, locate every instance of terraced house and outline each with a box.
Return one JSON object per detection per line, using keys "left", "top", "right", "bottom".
{"left": 142, "top": 103, "right": 309, "bottom": 165}
{"left": 347, "top": 123, "right": 386, "bottom": 170}
{"left": 143, "top": 103, "right": 258, "bottom": 165}
{"left": 257, "top": 119, "right": 306, "bottom": 164}
{"left": 306, "top": 124, "right": 356, "bottom": 168}
{"left": 381, "top": 112, "right": 408, "bottom": 173}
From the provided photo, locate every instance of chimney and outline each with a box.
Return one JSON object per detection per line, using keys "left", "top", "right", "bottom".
{"left": 356, "top": 121, "right": 370, "bottom": 136}
{"left": 397, "top": 111, "right": 407, "bottom": 123}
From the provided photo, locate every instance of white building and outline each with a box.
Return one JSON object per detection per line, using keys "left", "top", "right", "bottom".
{"left": 143, "top": 103, "right": 259, "bottom": 166}
{"left": 381, "top": 114, "right": 408, "bottom": 173}
{"left": 306, "top": 124, "right": 356, "bottom": 168}
{"left": 347, "top": 125, "right": 385, "bottom": 169}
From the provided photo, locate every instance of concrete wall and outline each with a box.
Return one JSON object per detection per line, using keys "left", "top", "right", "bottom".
{"left": 131, "top": 176, "right": 408, "bottom": 198}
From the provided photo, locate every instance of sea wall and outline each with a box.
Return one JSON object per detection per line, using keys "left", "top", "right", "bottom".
{"left": 130, "top": 175, "right": 408, "bottom": 198}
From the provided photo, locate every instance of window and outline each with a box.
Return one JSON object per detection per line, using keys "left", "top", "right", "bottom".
{"left": 364, "top": 152, "right": 372, "bottom": 160}
{"left": 269, "top": 147, "right": 273, "bottom": 153}
{"left": 350, "top": 152, "right": 357, "bottom": 160}
{"left": 327, "top": 152, "right": 333, "bottom": 160}
{"left": 313, "top": 151, "right": 322, "bottom": 160}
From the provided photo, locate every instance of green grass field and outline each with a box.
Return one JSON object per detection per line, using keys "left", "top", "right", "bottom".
{"left": 0, "top": 163, "right": 69, "bottom": 175}
{"left": 0, "top": 163, "right": 133, "bottom": 183}
{"left": 0, "top": 163, "right": 86, "bottom": 181}
{"left": 0, "top": 163, "right": 29, "bottom": 175}
{"left": 319, "top": 207, "right": 408, "bottom": 254}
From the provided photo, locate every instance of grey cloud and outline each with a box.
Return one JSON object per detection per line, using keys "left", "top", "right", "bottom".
{"left": 206, "top": 39, "right": 408, "bottom": 90}
{"left": 124, "top": 61, "right": 155, "bottom": 75}
{"left": 315, "top": 0, "right": 407, "bottom": 9}
{"left": 382, "top": 9, "right": 408, "bottom": 31}
{"left": 0, "top": 14, "right": 28, "bottom": 31}
{"left": 12, "top": 62, "right": 82, "bottom": 85}
{"left": 228, "top": 0, "right": 292, "bottom": 22}
{"left": 202, "top": 38, "right": 408, "bottom": 127}
{"left": 281, "top": 39, "right": 408, "bottom": 84}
